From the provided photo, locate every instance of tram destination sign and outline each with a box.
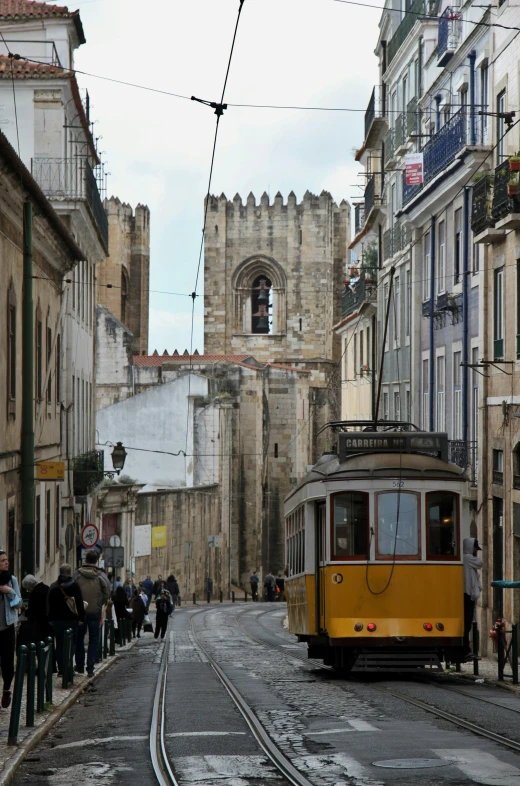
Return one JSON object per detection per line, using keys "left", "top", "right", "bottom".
{"left": 338, "top": 432, "right": 448, "bottom": 462}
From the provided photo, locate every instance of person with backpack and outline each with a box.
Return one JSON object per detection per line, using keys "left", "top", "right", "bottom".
{"left": 47, "top": 564, "right": 85, "bottom": 676}
{"left": 73, "top": 551, "right": 110, "bottom": 677}
{"left": 154, "top": 589, "right": 171, "bottom": 639}
{"left": 130, "top": 589, "right": 146, "bottom": 638}
{"left": 165, "top": 574, "right": 179, "bottom": 610}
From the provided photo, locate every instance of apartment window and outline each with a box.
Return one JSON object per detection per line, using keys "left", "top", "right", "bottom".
{"left": 437, "top": 221, "right": 445, "bottom": 295}
{"left": 394, "top": 277, "right": 400, "bottom": 347}
{"left": 35, "top": 494, "right": 40, "bottom": 571}
{"left": 422, "top": 358, "right": 429, "bottom": 429}
{"left": 454, "top": 208, "right": 462, "bottom": 285}
{"left": 472, "top": 346, "right": 479, "bottom": 445}
{"left": 384, "top": 283, "right": 389, "bottom": 350}
{"left": 453, "top": 351, "right": 462, "bottom": 439}
{"left": 497, "top": 90, "right": 506, "bottom": 165}
{"left": 72, "top": 267, "right": 75, "bottom": 311}
{"left": 46, "top": 489, "right": 51, "bottom": 559}
{"left": 493, "top": 449, "right": 504, "bottom": 485}
{"left": 436, "top": 355, "right": 445, "bottom": 431}
{"left": 394, "top": 391, "right": 401, "bottom": 421}
{"left": 56, "top": 334, "right": 61, "bottom": 404}
{"left": 494, "top": 267, "right": 504, "bottom": 359}
{"left": 423, "top": 231, "right": 431, "bottom": 301}
{"left": 353, "top": 332, "right": 357, "bottom": 379}
{"left": 366, "top": 326, "right": 371, "bottom": 372}
{"left": 343, "top": 339, "right": 348, "bottom": 379}
{"left": 36, "top": 317, "right": 42, "bottom": 400}
{"left": 55, "top": 486, "right": 60, "bottom": 550}
{"left": 406, "top": 268, "right": 411, "bottom": 337}
{"left": 46, "top": 325, "right": 52, "bottom": 404}
{"left": 481, "top": 64, "right": 489, "bottom": 141}
{"left": 359, "top": 329, "right": 364, "bottom": 374}
{"left": 473, "top": 243, "right": 480, "bottom": 275}
{"left": 406, "top": 389, "right": 411, "bottom": 423}
{"left": 7, "top": 288, "right": 16, "bottom": 403}
{"left": 383, "top": 390, "right": 390, "bottom": 421}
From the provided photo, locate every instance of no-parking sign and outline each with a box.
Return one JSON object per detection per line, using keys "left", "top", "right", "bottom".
{"left": 80, "top": 523, "right": 99, "bottom": 549}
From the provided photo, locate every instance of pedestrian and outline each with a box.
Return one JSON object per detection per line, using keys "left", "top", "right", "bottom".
{"left": 154, "top": 589, "right": 170, "bottom": 639}
{"left": 165, "top": 574, "right": 179, "bottom": 609}
{"left": 249, "top": 570, "right": 259, "bottom": 601}
{"left": 123, "top": 577, "right": 134, "bottom": 599}
{"left": 264, "top": 570, "right": 276, "bottom": 602}
{"left": 73, "top": 550, "right": 110, "bottom": 677}
{"left": 463, "top": 537, "right": 483, "bottom": 658}
{"left": 142, "top": 575, "right": 153, "bottom": 603}
{"left": 114, "top": 575, "right": 123, "bottom": 590}
{"left": 47, "top": 564, "right": 85, "bottom": 677}
{"left": 20, "top": 574, "right": 53, "bottom": 648}
{"left": 152, "top": 574, "right": 163, "bottom": 598}
{"left": 275, "top": 572, "right": 285, "bottom": 602}
{"left": 112, "top": 585, "right": 132, "bottom": 624}
{"left": 130, "top": 589, "right": 146, "bottom": 638}
{"left": 0, "top": 551, "right": 22, "bottom": 708}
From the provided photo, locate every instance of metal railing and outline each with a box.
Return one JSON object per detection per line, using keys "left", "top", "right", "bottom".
{"left": 73, "top": 450, "right": 104, "bottom": 496}
{"left": 342, "top": 270, "right": 377, "bottom": 318}
{"left": 383, "top": 128, "right": 395, "bottom": 167}
{"left": 438, "top": 7, "right": 462, "bottom": 63}
{"left": 403, "top": 108, "right": 467, "bottom": 205}
{"left": 387, "top": 0, "right": 425, "bottom": 66}
{"left": 493, "top": 469, "right": 504, "bottom": 485}
{"left": 395, "top": 113, "right": 406, "bottom": 150}
{"left": 471, "top": 174, "right": 494, "bottom": 234}
{"left": 407, "top": 96, "right": 419, "bottom": 138}
{"left": 383, "top": 228, "right": 393, "bottom": 261}
{"left": 31, "top": 157, "right": 108, "bottom": 250}
{"left": 365, "top": 86, "right": 376, "bottom": 141}
{"left": 449, "top": 440, "right": 477, "bottom": 484}
{"left": 354, "top": 203, "right": 365, "bottom": 234}
{"left": 8, "top": 637, "right": 53, "bottom": 745}
{"left": 364, "top": 174, "right": 382, "bottom": 218}
{"left": 492, "top": 159, "right": 520, "bottom": 221}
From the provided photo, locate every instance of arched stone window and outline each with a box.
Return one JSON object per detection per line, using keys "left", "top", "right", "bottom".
{"left": 121, "top": 267, "right": 129, "bottom": 324}
{"left": 232, "top": 256, "right": 286, "bottom": 335}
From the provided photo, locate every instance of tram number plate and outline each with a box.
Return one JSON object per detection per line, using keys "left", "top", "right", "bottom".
{"left": 392, "top": 479, "right": 405, "bottom": 488}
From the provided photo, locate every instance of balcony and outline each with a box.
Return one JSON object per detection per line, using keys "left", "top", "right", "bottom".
{"left": 449, "top": 440, "right": 477, "bottom": 485}
{"left": 491, "top": 159, "right": 520, "bottom": 229}
{"left": 364, "top": 86, "right": 387, "bottom": 149}
{"left": 407, "top": 96, "right": 419, "bottom": 139}
{"left": 354, "top": 203, "right": 365, "bottom": 235}
{"left": 493, "top": 470, "right": 504, "bottom": 485}
{"left": 31, "top": 157, "right": 109, "bottom": 251}
{"left": 342, "top": 269, "right": 377, "bottom": 319}
{"left": 384, "top": 128, "right": 397, "bottom": 169}
{"left": 403, "top": 108, "right": 467, "bottom": 206}
{"left": 471, "top": 174, "right": 495, "bottom": 235}
{"left": 383, "top": 222, "right": 410, "bottom": 261}
{"left": 438, "top": 7, "right": 462, "bottom": 66}
{"left": 73, "top": 450, "right": 104, "bottom": 497}
{"left": 387, "top": 0, "right": 425, "bottom": 67}
{"left": 394, "top": 113, "right": 408, "bottom": 154}
{"left": 364, "top": 173, "right": 383, "bottom": 223}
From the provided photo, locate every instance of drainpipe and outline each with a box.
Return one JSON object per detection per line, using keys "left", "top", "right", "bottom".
{"left": 429, "top": 216, "right": 436, "bottom": 432}
{"left": 435, "top": 95, "right": 442, "bottom": 132}
{"left": 469, "top": 50, "right": 477, "bottom": 146}
{"left": 462, "top": 187, "right": 470, "bottom": 443}
{"left": 21, "top": 201, "right": 35, "bottom": 577}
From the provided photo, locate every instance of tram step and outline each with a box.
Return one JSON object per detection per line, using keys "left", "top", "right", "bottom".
{"left": 352, "top": 651, "right": 443, "bottom": 673}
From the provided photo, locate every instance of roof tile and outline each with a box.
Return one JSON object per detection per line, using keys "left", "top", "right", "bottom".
{"left": 0, "top": 55, "right": 71, "bottom": 79}
{"left": 0, "top": 1, "right": 71, "bottom": 17}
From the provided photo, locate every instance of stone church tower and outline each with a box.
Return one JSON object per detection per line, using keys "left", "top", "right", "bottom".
{"left": 98, "top": 197, "right": 150, "bottom": 355}
{"left": 204, "top": 190, "right": 349, "bottom": 364}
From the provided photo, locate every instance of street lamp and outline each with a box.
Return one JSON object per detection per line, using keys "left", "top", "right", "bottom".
{"left": 105, "top": 441, "right": 127, "bottom": 477}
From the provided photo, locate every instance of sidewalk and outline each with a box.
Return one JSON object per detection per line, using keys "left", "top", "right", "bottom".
{"left": 447, "top": 656, "right": 520, "bottom": 693}
{"left": 0, "top": 637, "right": 137, "bottom": 784}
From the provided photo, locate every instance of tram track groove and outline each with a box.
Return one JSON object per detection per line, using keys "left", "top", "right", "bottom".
{"left": 150, "top": 640, "right": 179, "bottom": 786}
{"left": 234, "top": 605, "right": 520, "bottom": 756}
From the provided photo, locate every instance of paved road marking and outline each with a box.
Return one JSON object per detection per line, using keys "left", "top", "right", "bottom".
{"left": 173, "top": 754, "right": 282, "bottom": 782}
{"left": 165, "top": 731, "right": 247, "bottom": 738}
{"left": 52, "top": 735, "right": 147, "bottom": 749}
{"left": 435, "top": 749, "right": 520, "bottom": 785}
{"left": 305, "top": 719, "right": 380, "bottom": 735}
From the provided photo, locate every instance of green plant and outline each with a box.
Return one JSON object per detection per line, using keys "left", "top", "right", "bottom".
{"left": 509, "top": 172, "right": 519, "bottom": 185}
{"left": 472, "top": 171, "right": 493, "bottom": 184}
{"left": 118, "top": 474, "right": 137, "bottom": 485}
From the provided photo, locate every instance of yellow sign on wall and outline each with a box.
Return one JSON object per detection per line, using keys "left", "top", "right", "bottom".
{"left": 152, "top": 526, "right": 167, "bottom": 548}
{"left": 36, "top": 461, "right": 65, "bottom": 481}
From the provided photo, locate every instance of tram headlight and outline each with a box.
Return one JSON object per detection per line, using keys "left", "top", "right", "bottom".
{"left": 423, "top": 622, "right": 433, "bottom": 631}
{"left": 436, "top": 622, "right": 445, "bottom": 631}
{"left": 354, "top": 623, "right": 363, "bottom": 632}
{"left": 367, "top": 623, "right": 377, "bottom": 632}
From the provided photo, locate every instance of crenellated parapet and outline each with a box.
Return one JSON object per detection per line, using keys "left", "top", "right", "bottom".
{"left": 206, "top": 189, "right": 349, "bottom": 215}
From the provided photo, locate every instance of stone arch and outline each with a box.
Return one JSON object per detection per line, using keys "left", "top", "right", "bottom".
{"left": 232, "top": 255, "right": 286, "bottom": 335}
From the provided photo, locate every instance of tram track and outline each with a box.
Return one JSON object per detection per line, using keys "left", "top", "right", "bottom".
{"left": 233, "top": 604, "right": 520, "bottom": 756}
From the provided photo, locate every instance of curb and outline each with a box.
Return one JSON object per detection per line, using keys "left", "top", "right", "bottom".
{"left": 445, "top": 667, "right": 520, "bottom": 693}
{"left": 0, "top": 641, "right": 135, "bottom": 785}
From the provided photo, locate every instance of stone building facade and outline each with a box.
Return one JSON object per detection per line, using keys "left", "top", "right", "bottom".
{"left": 98, "top": 198, "right": 150, "bottom": 356}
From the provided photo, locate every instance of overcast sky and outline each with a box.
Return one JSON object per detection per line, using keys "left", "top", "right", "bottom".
{"left": 73, "top": 0, "right": 379, "bottom": 354}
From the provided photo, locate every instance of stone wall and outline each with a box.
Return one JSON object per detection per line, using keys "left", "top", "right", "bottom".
{"left": 95, "top": 305, "right": 134, "bottom": 410}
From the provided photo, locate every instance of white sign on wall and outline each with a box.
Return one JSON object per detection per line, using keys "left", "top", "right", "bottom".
{"left": 134, "top": 524, "right": 152, "bottom": 557}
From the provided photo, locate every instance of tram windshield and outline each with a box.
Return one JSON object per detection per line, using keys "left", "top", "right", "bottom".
{"left": 376, "top": 492, "right": 419, "bottom": 557}
{"left": 332, "top": 492, "right": 368, "bottom": 558}
{"left": 427, "top": 491, "right": 459, "bottom": 558}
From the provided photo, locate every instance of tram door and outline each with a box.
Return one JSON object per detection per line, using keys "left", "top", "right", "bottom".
{"left": 315, "top": 501, "right": 326, "bottom": 632}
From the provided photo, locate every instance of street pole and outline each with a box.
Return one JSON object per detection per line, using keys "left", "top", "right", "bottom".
{"left": 21, "top": 200, "right": 35, "bottom": 577}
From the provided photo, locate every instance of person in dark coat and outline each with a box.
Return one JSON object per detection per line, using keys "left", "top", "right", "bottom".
{"left": 165, "top": 575, "right": 179, "bottom": 610}
{"left": 112, "top": 586, "right": 132, "bottom": 624}
{"left": 130, "top": 589, "right": 146, "bottom": 638}
{"left": 154, "top": 590, "right": 170, "bottom": 640}
{"left": 47, "top": 565, "right": 85, "bottom": 675}
{"left": 20, "top": 575, "right": 54, "bottom": 650}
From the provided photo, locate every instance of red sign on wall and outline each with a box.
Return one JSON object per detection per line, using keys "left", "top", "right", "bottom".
{"left": 405, "top": 152, "right": 424, "bottom": 186}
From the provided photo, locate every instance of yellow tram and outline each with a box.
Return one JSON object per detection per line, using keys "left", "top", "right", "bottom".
{"left": 285, "top": 424, "right": 471, "bottom": 672}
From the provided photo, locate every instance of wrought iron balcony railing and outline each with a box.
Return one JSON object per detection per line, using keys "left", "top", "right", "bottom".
{"left": 364, "top": 174, "right": 383, "bottom": 218}
{"left": 383, "top": 228, "right": 393, "bottom": 261}
{"left": 364, "top": 86, "right": 387, "bottom": 149}
{"left": 438, "top": 7, "right": 462, "bottom": 65}
{"left": 493, "top": 470, "right": 504, "bottom": 485}
{"left": 403, "top": 108, "right": 467, "bottom": 205}
{"left": 342, "top": 270, "right": 378, "bottom": 319}
{"left": 471, "top": 174, "right": 495, "bottom": 234}
{"left": 449, "top": 440, "right": 477, "bottom": 484}
{"left": 407, "top": 97, "right": 419, "bottom": 138}
{"left": 387, "top": 0, "right": 425, "bottom": 66}
{"left": 492, "top": 159, "right": 520, "bottom": 222}
{"left": 31, "top": 157, "right": 109, "bottom": 251}
{"left": 395, "top": 114, "right": 406, "bottom": 150}
{"left": 73, "top": 450, "right": 104, "bottom": 497}
{"left": 383, "top": 128, "right": 395, "bottom": 167}
{"left": 354, "top": 203, "right": 365, "bottom": 235}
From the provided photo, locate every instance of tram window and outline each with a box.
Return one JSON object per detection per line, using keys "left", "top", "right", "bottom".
{"left": 286, "top": 507, "right": 305, "bottom": 575}
{"left": 427, "top": 491, "right": 459, "bottom": 558}
{"left": 332, "top": 492, "right": 368, "bottom": 559}
{"left": 376, "top": 492, "right": 419, "bottom": 557}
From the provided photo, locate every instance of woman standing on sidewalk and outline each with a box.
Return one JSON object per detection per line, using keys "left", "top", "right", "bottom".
{"left": 154, "top": 589, "right": 171, "bottom": 640}
{"left": 130, "top": 588, "right": 146, "bottom": 638}
{"left": 0, "top": 551, "right": 22, "bottom": 709}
